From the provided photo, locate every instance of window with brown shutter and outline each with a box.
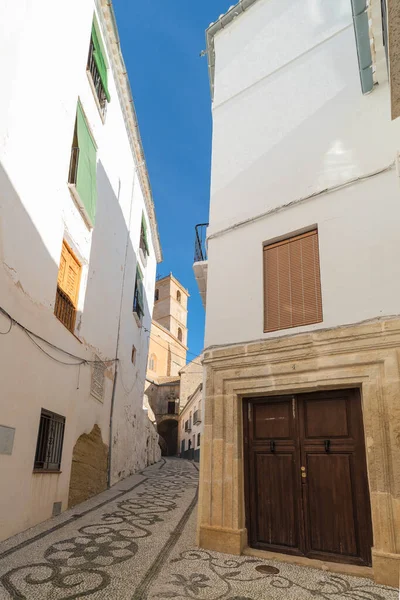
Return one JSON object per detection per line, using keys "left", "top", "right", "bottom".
{"left": 263, "top": 229, "right": 323, "bottom": 333}
{"left": 54, "top": 241, "right": 82, "bottom": 333}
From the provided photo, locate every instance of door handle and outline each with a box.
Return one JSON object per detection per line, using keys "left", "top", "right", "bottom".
{"left": 270, "top": 440, "right": 275, "bottom": 453}
{"left": 324, "top": 439, "right": 331, "bottom": 453}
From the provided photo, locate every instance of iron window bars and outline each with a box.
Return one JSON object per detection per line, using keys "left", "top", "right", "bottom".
{"left": 34, "top": 409, "right": 66, "bottom": 472}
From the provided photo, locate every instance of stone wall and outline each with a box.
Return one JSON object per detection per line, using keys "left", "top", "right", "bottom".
{"left": 145, "top": 380, "right": 180, "bottom": 419}
{"left": 388, "top": 0, "right": 400, "bottom": 119}
{"left": 198, "top": 317, "right": 400, "bottom": 587}
{"left": 179, "top": 358, "right": 203, "bottom": 410}
{"left": 68, "top": 424, "right": 108, "bottom": 508}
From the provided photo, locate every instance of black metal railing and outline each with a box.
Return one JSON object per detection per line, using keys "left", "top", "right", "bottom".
{"left": 194, "top": 223, "right": 208, "bottom": 262}
{"left": 68, "top": 147, "right": 80, "bottom": 185}
{"left": 87, "top": 39, "right": 108, "bottom": 117}
{"left": 140, "top": 228, "right": 148, "bottom": 256}
{"left": 34, "top": 410, "right": 65, "bottom": 471}
{"left": 133, "top": 286, "right": 144, "bottom": 320}
{"left": 55, "top": 286, "right": 76, "bottom": 333}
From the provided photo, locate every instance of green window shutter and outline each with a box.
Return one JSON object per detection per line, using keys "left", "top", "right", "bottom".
{"left": 141, "top": 215, "right": 149, "bottom": 255}
{"left": 92, "top": 25, "right": 111, "bottom": 102}
{"left": 135, "top": 266, "right": 144, "bottom": 315}
{"left": 76, "top": 103, "right": 97, "bottom": 225}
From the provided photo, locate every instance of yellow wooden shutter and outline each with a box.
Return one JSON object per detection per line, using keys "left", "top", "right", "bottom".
{"left": 57, "top": 242, "right": 81, "bottom": 307}
{"left": 57, "top": 244, "right": 68, "bottom": 288}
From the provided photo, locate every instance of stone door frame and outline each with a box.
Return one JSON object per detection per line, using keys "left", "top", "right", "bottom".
{"left": 198, "top": 319, "right": 400, "bottom": 586}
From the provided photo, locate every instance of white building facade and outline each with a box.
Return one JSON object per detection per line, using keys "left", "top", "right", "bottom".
{"left": 178, "top": 383, "right": 203, "bottom": 463}
{"left": 196, "top": 0, "right": 400, "bottom": 587}
{"left": 0, "top": 0, "right": 161, "bottom": 541}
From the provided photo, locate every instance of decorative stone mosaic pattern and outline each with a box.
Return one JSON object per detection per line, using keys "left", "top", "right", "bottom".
{"left": 0, "top": 458, "right": 397, "bottom": 599}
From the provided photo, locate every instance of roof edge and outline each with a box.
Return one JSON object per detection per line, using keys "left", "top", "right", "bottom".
{"left": 97, "top": 0, "right": 163, "bottom": 263}
{"left": 206, "top": 0, "right": 261, "bottom": 100}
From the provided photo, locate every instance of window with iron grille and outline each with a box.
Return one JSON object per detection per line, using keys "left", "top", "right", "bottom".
{"left": 34, "top": 410, "right": 66, "bottom": 472}
{"left": 133, "top": 266, "right": 144, "bottom": 319}
{"left": 87, "top": 23, "right": 110, "bottom": 118}
{"left": 197, "top": 433, "right": 201, "bottom": 447}
{"left": 140, "top": 216, "right": 149, "bottom": 256}
{"left": 168, "top": 401, "right": 176, "bottom": 415}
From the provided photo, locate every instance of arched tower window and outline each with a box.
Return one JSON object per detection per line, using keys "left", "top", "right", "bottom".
{"left": 177, "top": 327, "right": 183, "bottom": 342}
{"left": 149, "top": 354, "right": 157, "bottom": 371}
{"left": 154, "top": 289, "right": 159, "bottom": 302}
{"left": 177, "top": 290, "right": 181, "bottom": 303}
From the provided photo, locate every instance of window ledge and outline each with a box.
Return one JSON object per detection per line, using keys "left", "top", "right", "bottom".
{"left": 33, "top": 470, "right": 62, "bottom": 475}
{"left": 68, "top": 184, "right": 94, "bottom": 230}
{"left": 86, "top": 70, "right": 107, "bottom": 124}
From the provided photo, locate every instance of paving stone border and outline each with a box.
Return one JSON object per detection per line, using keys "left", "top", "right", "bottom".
{"left": 0, "top": 458, "right": 198, "bottom": 599}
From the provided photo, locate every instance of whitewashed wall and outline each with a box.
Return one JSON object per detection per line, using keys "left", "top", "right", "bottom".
{"left": 205, "top": 0, "right": 400, "bottom": 348}
{"left": 0, "top": 0, "right": 160, "bottom": 540}
{"left": 178, "top": 387, "right": 203, "bottom": 456}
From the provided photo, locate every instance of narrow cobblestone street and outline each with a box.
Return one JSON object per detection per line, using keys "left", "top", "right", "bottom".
{"left": 0, "top": 458, "right": 397, "bottom": 600}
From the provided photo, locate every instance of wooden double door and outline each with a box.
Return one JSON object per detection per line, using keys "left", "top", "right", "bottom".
{"left": 243, "top": 389, "right": 373, "bottom": 566}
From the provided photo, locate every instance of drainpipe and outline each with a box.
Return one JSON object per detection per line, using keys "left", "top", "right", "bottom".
{"left": 351, "top": 0, "right": 374, "bottom": 94}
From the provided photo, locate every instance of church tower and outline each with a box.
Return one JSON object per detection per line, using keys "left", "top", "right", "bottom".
{"left": 148, "top": 274, "right": 189, "bottom": 377}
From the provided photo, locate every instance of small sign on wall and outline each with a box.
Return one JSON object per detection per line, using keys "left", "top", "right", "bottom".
{"left": 0, "top": 425, "right": 16, "bottom": 455}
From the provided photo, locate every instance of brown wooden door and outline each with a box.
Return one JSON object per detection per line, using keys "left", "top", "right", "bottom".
{"left": 244, "top": 389, "right": 373, "bottom": 566}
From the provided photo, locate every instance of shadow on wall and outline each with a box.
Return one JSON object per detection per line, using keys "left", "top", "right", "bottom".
{"left": 0, "top": 157, "right": 157, "bottom": 534}
{"left": 81, "top": 161, "right": 130, "bottom": 349}
{"left": 76, "top": 159, "right": 157, "bottom": 484}
{"left": 157, "top": 419, "right": 178, "bottom": 456}
{"left": 0, "top": 160, "right": 60, "bottom": 312}
{"left": 0, "top": 159, "right": 88, "bottom": 537}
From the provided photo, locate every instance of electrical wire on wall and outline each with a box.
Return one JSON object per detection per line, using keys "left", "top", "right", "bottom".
{"left": 0, "top": 306, "right": 117, "bottom": 367}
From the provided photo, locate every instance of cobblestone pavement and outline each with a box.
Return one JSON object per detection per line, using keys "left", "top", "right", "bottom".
{"left": 0, "top": 458, "right": 397, "bottom": 599}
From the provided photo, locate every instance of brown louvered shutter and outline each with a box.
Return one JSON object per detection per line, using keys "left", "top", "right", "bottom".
{"left": 264, "top": 230, "right": 323, "bottom": 332}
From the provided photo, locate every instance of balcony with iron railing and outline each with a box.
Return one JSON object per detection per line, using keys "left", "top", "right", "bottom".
{"left": 193, "top": 409, "right": 202, "bottom": 425}
{"left": 193, "top": 223, "right": 208, "bottom": 309}
{"left": 87, "top": 39, "right": 108, "bottom": 119}
{"left": 185, "top": 419, "right": 192, "bottom": 432}
{"left": 55, "top": 287, "right": 76, "bottom": 333}
{"left": 133, "top": 289, "right": 143, "bottom": 320}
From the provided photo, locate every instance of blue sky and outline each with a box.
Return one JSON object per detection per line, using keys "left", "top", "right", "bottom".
{"left": 113, "top": 0, "right": 231, "bottom": 360}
